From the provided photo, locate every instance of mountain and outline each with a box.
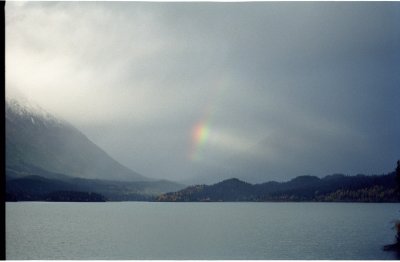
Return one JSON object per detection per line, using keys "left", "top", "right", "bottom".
{"left": 5, "top": 95, "right": 187, "bottom": 201}
{"left": 156, "top": 172, "right": 399, "bottom": 202}
{"left": 6, "top": 97, "right": 147, "bottom": 182}
{"left": 6, "top": 172, "right": 185, "bottom": 201}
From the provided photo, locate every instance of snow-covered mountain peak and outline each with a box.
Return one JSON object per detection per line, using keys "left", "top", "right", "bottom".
{"left": 6, "top": 88, "right": 149, "bottom": 182}
{"left": 6, "top": 89, "right": 65, "bottom": 127}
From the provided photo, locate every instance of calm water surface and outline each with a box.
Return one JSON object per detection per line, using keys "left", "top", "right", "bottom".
{"left": 6, "top": 202, "right": 400, "bottom": 259}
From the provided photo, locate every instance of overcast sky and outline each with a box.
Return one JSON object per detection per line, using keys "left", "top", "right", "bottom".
{"left": 6, "top": 2, "right": 400, "bottom": 184}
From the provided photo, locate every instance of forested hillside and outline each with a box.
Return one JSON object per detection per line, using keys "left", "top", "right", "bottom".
{"left": 157, "top": 172, "right": 399, "bottom": 202}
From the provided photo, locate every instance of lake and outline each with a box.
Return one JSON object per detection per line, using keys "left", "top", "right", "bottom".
{"left": 6, "top": 202, "right": 400, "bottom": 260}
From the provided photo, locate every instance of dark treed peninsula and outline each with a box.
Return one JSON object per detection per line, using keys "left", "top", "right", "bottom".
{"left": 7, "top": 166, "right": 400, "bottom": 203}
{"left": 156, "top": 170, "right": 399, "bottom": 203}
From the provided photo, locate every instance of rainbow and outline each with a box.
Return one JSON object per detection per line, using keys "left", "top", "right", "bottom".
{"left": 189, "top": 78, "right": 228, "bottom": 161}
{"left": 193, "top": 121, "right": 210, "bottom": 147}
{"left": 190, "top": 110, "right": 212, "bottom": 161}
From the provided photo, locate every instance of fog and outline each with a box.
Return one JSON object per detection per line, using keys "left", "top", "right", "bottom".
{"left": 6, "top": 2, "right": 400, "bottom": 183}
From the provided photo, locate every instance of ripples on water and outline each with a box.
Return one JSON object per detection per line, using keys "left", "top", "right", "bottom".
{"left": 6, "top": 202, "right": 400, "bottom": 259}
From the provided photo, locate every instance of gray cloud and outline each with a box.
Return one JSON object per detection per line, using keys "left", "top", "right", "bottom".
{"left": 6, "top": 2, "right": 400, "bottom": 183}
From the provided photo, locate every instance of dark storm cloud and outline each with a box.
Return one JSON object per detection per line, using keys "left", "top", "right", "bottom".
{"left": 6, "top": 2, "right": 400, "bottom": 183}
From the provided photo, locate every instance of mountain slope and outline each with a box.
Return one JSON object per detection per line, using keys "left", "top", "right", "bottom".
{"left": 6, "top": 97, "right": 147, "bottom": 182}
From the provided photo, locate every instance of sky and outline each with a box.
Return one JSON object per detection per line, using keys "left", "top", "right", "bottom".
{"left": 5, "top": 1, "right": 400, "bottom": 184}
